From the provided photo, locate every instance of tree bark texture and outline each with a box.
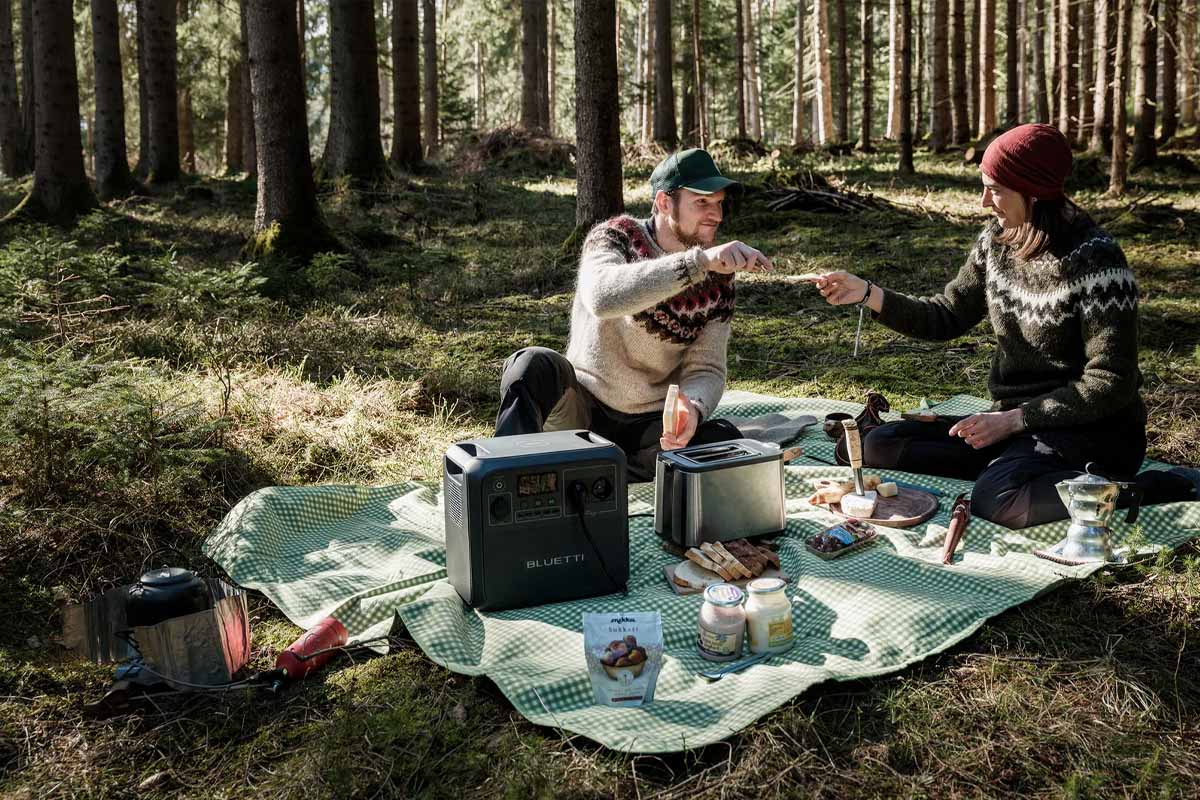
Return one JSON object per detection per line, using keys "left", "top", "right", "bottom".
{"left": 91, "top": 0, "right": 137, "bottom": 199}
{"left": 10, "top": 0, "right": 97, "bottom": 223}
{"left": 692, "top": 0, "right": 706, "bottom": 146}
{"left": 0, "top": 0, "right": 23, "bottom": 177}
{"left": 323, "top": 0, "right": 386, "bottom": 181}
{"left": 951, "top": 0, "right": 970, "bottom": 142}
{"left": 1034, "top": 0, "right": 1049, "bottom": 121}
{"left": 745, "top": 0, "right": 763, "bottom": 139}
{"left": 225, "top": 56, "right": 244, "bottom": 173}
{"left": 245, "top": 0, "right": 334, "bottom": 257}
{"left": 1182, "top": 0, "right": 1196, "bottom": 127}
{"left": 899, "top": 0, "right": 915, "bottom": 171}
{"left": 836, "top": 0, "right": 849, "bottom": 141}
{"left": 736, "top": 0, "right": 746, "bottom": 137}
{"left": 574, "top": 0, "right": 623, "bottom": 228}
{"left": 793, "top": 0, "right": 806, "bottom": 146}
{"left": 970, "top": 0, "right": 980, "bottom": 135}
{"left": 1090, "top": 0, "right": 1113, "bottom": 152}
{"left": 931, "top": 0, "right": 951, "bottom": 149}
{"left": 642, "top": 0, "right": 654, "bottom": 141}
{"left": 1132, "top": 0, "right": 1158, "bottom": 166}
{"left": 549, "top": 0, "right": 557, "bottom": 136}
{"left": 240, "top": 0, "right": 256, "bottom": 177}
{"left": 681, "top": 19, "right": 695, "bottom": 143}
{"left": 1160, "top": 0, "right": 1178, "bottom": 140}
{"left": 978, "top": 0, "right": 996, "bottom": 132}
{"left": 916, "top": 0, "right": 926, "bottom": 139}
{"left": 859, "top": 0, "right": 874, "bottom": 149}
{"left": 392, "top": 0, "right": 421, "bottom": 165}
{"left": 1006, "top": 0, "right": 1019, "bottom": 125}
{"left": 178, "top": 0, "right": 195, "bottom": 173}
{"left": 814, "top": 0, "right": 836, "bottom": 144}
{"left": 653, "top": 0, "right": 676, "bottom": 145}
{"left": 1056, "top": 0, "right": 1077, "bottom": 138}
{"left": 1109, "top": 0, "right": 1131, "bottom": 193}
{"left": 143, "top": 0, "right": 180, "bottom": 183}
{"left": 1077, "top": 1, "right": 1093, "bottom": 143}
{"left": 422, "top": 0, "right": 438, "bottom": 153}
{"left": 20, "top": 0, "right": 33, "bottom": 173}
{"left": 888, "top": 0, "right": 901, "bottom": 137}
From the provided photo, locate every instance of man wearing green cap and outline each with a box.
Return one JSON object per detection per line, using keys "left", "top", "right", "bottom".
{"left": 494, "top": 149, "right": 773, "bottom": 478}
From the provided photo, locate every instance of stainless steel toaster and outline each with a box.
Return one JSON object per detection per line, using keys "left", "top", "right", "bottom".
{"left": 653, "top": 439, "right": 786, "bottom": 548}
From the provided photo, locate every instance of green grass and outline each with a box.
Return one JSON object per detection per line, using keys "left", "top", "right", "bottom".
{"left": 1, "top": 138, "right": 1199, "bottom": 798}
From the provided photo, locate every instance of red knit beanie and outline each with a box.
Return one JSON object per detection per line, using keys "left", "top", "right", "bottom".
{"left": 980, "top": 123, "right": 1073, "bottom": 200}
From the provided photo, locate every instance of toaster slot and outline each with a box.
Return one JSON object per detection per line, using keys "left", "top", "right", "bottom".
{"left": 683, "top": 443, "right": 753, "bottom": 464}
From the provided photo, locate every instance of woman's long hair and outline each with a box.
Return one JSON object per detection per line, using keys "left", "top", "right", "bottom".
{"left": 996, "top": 195, "right": 1094, "bottom": 261}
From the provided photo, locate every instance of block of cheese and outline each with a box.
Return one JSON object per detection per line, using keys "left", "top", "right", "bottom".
{"left": 877, "top": 481, "right": 898, "bottom": 498}
{"left": 840, "top": 491, "right": 878, "bottom": 518}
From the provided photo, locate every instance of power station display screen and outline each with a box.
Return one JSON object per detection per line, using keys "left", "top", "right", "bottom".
{"left": 518, "top": 471, "right": 558, "bottom": 497}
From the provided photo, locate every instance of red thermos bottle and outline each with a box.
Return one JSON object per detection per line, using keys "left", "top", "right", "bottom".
{"left": 275, "top": 617, "right": 348, "bottom": 681}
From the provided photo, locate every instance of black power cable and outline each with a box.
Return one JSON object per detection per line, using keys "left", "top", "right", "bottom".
{"left": 568, "top": 481, "right": 627, "bottom": 597}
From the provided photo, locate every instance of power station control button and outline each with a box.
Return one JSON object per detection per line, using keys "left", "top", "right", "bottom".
{"left": 492, "top": 479, "right": 505, "bottom": 491}
{"left": 489, "top": 495, "right": 511, "bottom": 522}
{"left": 591, "top": 477, "right": 613, "bottom": 501}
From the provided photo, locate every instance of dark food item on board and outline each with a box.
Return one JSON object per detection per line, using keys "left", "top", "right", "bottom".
{"left": 806, "top": 519, "right": 877, "bottom": 559}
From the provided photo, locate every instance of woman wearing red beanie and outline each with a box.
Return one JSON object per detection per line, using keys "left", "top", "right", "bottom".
{"left": 812, "top": 123, "right": 1198, "bottom": 529}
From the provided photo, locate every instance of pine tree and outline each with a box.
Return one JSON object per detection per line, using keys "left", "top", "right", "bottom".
{"left": 177, "top": 0, "right": 195, "bottom": 173}
{"left": 422, "top": 0, "right": 438, "bottom": 154}
{"left": 0, "top": 0, "right": 23, "bottom": 177}
{"left": 1089, "top": 0, "right": 1114, "bottom": 153}
{"left": 574, "top": 0, "right": 623, "bottom": 228}
{"left": 931, "top": 0, "right": 951, "bottom": 149}
{"left": 836, "top": 0, "right": 849, "bottom": 142}
{"left": 978, "top": 0, "right": 996, "bottom": 133}
{"left": 1109, "top": 0, "right": 1132, "bottom": 193}
{"left": 653, "top": 0, "right": 676, "bottom": 146}
{"left": 143, "top": 0, "right": 180, "bottom": 184}
{"left": 392, "top": 0, "right": 421, "bottom": 166}
{"left": 859, "top": 0, "right": 875, "bottom": 150}
{"left": 814, "top": 0, "right": 836, "bottom": 143}
{"left": 1034, "top": 0, "right": 1050, "bottom": 122}
{"left": 1056, "top": 0, "right": 1078, "bottom": 138}
{"left": 951, "top": 0, "right": 970, "bottom": 142}
{"left": 899, "top": 0, "right": 915, "bottom": 172}
{"left": 1132, "top": 0, "right": 1158, "bottom": 166}
{"left": 92, "top": 0, "right": 139, "bottom": 199}
{"left": 323, "top": 0, "right": 387, "bottom": 181}
{"left": 1160, "top": 0, "right": 1179, "bottom": 141}
{"left": 1006, "top": 0, "right": 1019, "bottom": 125}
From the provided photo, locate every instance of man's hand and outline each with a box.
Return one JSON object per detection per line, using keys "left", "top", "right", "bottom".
{"left": 660, "top": 389, "right": 699, "bottom": 450}
{"left": 947, "top": 409, "right": 1024, "bottom": 450}
{"left": 702, "top": 241, "right": 773, "bottom": 274}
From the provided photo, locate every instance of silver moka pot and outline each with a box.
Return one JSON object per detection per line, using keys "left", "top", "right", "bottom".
{"left": 1037, "top": 464, "right": 1142, "bottom": 565}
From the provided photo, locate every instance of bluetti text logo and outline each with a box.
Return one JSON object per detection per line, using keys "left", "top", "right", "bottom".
{"left": 525, "top": 553, "right": 584, "bottom": 569}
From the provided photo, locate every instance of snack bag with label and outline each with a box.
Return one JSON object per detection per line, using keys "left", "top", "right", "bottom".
{"left": 583, "top": 611, "right": 664, "bottom": 707}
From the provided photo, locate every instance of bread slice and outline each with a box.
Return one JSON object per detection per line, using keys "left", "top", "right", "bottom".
{"left": 673, "top": 558, "right": 724, "bottom": 590}
{"left": 686, "top": 547, "right": 733, "bottom": 581}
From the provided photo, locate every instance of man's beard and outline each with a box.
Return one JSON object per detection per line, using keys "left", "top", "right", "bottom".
{"left": 667, "top": 215, "right": 714, "bottom": 248}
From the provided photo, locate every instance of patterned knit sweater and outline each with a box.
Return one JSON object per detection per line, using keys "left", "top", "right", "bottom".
{"left": 566, "top": 216, "right": 735, "bottom": 420}
{"left": 876, "top": 214, "right": 1142, "bottom": 430}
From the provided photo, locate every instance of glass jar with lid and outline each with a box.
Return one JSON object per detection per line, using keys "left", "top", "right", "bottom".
{"left": 744, "top": 577, "right": 793, "bottom": 654}
{"left": 697, "top": 583, "right": 746, "bottom": 662}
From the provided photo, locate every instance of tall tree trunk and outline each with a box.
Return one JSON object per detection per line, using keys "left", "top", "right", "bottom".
{"left": 422, "top": 0, "right": 438, "bottom": 153}
{"left": 378, "top": 0, "right": 390, "bottom": 146}
{"left": 1077, "top": 0, "right": 1093, "bottom": 143}
{"left": 1160, "top": 0, "right": 1178, "bottom": 140}
{"left": 859, "top": 0, "right": 874, "bottom": 149}
{"left": 0, "top": 0, "right": 22, "bottom": 177}
{"left": 225, "top": 56, "right": 244, "bottom": 173}
{"left": 1181, "top": 0, "right": 1196, "bottom": 128}
{"left": 297, "top": 0, "right": 306, "bottom": 76}
{"left": 19, "top": 0, "right": 33, "bottom": 174}
{"left": 177, "top": 0, "right": 195, "bottom": 173}
{"left": 888, "top": 0, "right": 901, "bottom": 137}
{"left": 745, "top": 0, "right": 763, "bottom": 140}
{"left": 814, "top": 0, "right": 836, "bottom": 143}
{"left": 91, "top": 0, "right": 137, "bottom": 199}
{"left": 549, "top": 0, "right": 557, "bottom": 136}
{"left": 1132, "top": 0, "right": 1158, "bottom": 166}
{"left": 916, "top": 0, "right": 927, "bottom": 140}
{"left": 1056, "top": 0, "right": 1078, "bottom": 138}
{"left": 240, "top": 0, "right": 256, "bottom": 177}
{"left": 653, "top": 0, "right": 676, "bottom": 145}
{"left": 6, "top": 0, "right": 97, "bottom": 223}
{"left": 643, "top": 0, "right": 654, "bottom": 141}
{"left": 978, "top": 0, "right": 996, "bottom": 132}
{"left": 899, "top": 0, "right": 915, "bottom": 171}
{"left": 392, "top": 0, "right": 421, "bottom": 165}
{"left": 574, "top": 0, "right": 622, "bottom": 228}
{"left": 970, "top": 0, "right": 980, "bottom": 135}
{"left": 244, "top": 0, "right": 337, "bottom": 259}
{"left": 931, "top": 0, "right": 951, "bottom": 148}
{"left": 736, "top": 0, "right": 747, "bottom": 137}
{"left": 135, "top": 0, "right": 149, "bottom": 177}
{"left": 680, "top": 10, "right": 695, "bottom": 143}
{"left": 323, "top": 0, "right": 386, "bottom": 181}
{"left": 634, "top": 1, "right": 644, "bottom": 137}
{"left": 1034, "top": 0, "right": 1049, "bottom": 121}
{"left": 474, "top": 40, "right": 484, "bottom": 129}
{"left": 143, "top": 0, "right": 180, "bottom": 184}
{"left": 537, "top": 0, "right": 550, "bottom": 130}
{"left": 836, "top": 0, "right": 849, "bottom": 141}
{"left": 1019, "top": 0, "right": 1030, "bottom": 119}
{"left": 521, "top": 0, "right": 544, "bottom": 131}
{"left": 692, "top": 0, "right": 707, "bottom": 146}
{"left": 1090, "top": 0, "right": 1114, "bottom": 152}
{"left": 952, "top": 0, "right": 970, "bottom": 141}
{"left": 1006, "top": 0, "right": 1019, "bottom": 125}
{"left": 794, "top": 0, "right": 807, "bottom": 146}
{"left": 1109, "top": 0, "right": 1131, "bottom": 193}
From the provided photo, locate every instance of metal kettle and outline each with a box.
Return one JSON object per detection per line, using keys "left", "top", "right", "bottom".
{"left": 1052, "top": 464, "right": 1142, "bottom": 563}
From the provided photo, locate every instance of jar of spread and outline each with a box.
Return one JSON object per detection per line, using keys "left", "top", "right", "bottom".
{"left": 744, "top": 577, "right": 793, "bottom": 654}
{"left": 697, "top": 583, "right": 746, "bottom": 662}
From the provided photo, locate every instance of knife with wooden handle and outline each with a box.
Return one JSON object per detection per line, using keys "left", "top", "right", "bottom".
{"left": 942, "top": 493, "right": 971, "bottom": 565}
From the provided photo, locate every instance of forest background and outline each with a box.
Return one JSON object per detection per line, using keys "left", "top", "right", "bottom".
{"left": 1, "top": 0, "right": 1200, "bottom": 797}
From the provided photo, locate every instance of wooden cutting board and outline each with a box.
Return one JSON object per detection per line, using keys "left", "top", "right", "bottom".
{"left": 829, "top": 487, "right": 940, "bottom": 528}
{"left": 662, "top": 562, "right": 790, "bottom": 596}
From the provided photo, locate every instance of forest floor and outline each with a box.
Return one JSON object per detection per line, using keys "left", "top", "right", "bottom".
{"left": 1, "top": 138, "right": 1199, "bottom": 798}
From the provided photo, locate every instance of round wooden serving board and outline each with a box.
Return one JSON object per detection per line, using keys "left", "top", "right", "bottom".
{"left": 830, "top": 487, "right": 940, "bottom": 528}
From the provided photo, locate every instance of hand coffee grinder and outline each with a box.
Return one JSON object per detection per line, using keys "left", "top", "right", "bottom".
{"left": 1035, "top": 463, "right": 1143, "bottom": 565}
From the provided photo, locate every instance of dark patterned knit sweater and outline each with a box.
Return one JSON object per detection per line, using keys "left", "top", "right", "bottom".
{"left": 566, "top": 216, "right": 735, "bottom": 419}
{"left": 876, "top": 214, "right": 1142, "bottom": 431}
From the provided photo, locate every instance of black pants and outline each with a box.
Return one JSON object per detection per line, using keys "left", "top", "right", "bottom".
{"left": 495, "top": 347, "right": 742, "bottom": 481}
{"left": 863, "top": 416, "right": 1193, "bottom": 529}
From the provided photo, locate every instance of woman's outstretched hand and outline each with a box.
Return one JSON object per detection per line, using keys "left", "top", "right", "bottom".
{"left": 948, "top": 410, "right": 1025, "bottom": 449}
{"left": 813, "top": 271, "right": 870, "bottom": 306}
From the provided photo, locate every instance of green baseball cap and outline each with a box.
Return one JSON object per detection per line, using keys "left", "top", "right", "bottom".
{"left": 650, "top": 149, "right": 741, "bottom": 196}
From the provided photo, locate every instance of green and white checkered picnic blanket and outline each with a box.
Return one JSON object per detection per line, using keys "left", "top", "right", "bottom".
{"left": 203, "top": 392, "right": 1200, "bottom": 753}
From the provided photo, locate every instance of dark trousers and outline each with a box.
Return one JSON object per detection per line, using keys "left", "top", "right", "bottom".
{"left": 495, "top": 347, "right": 741, "bottom": 481}
{"left": 863, "top": 416, "right": 1191, "bottom": 529}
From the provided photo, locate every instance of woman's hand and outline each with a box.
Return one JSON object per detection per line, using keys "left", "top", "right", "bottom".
{"left": 814, "top": 271, "right": 870, "bottom": 305}
{"left": 947, "top": 409, "right": 1024, "bottom": 449}
{"left": 660, "top": 390, "right": 699, "bottom": 450}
